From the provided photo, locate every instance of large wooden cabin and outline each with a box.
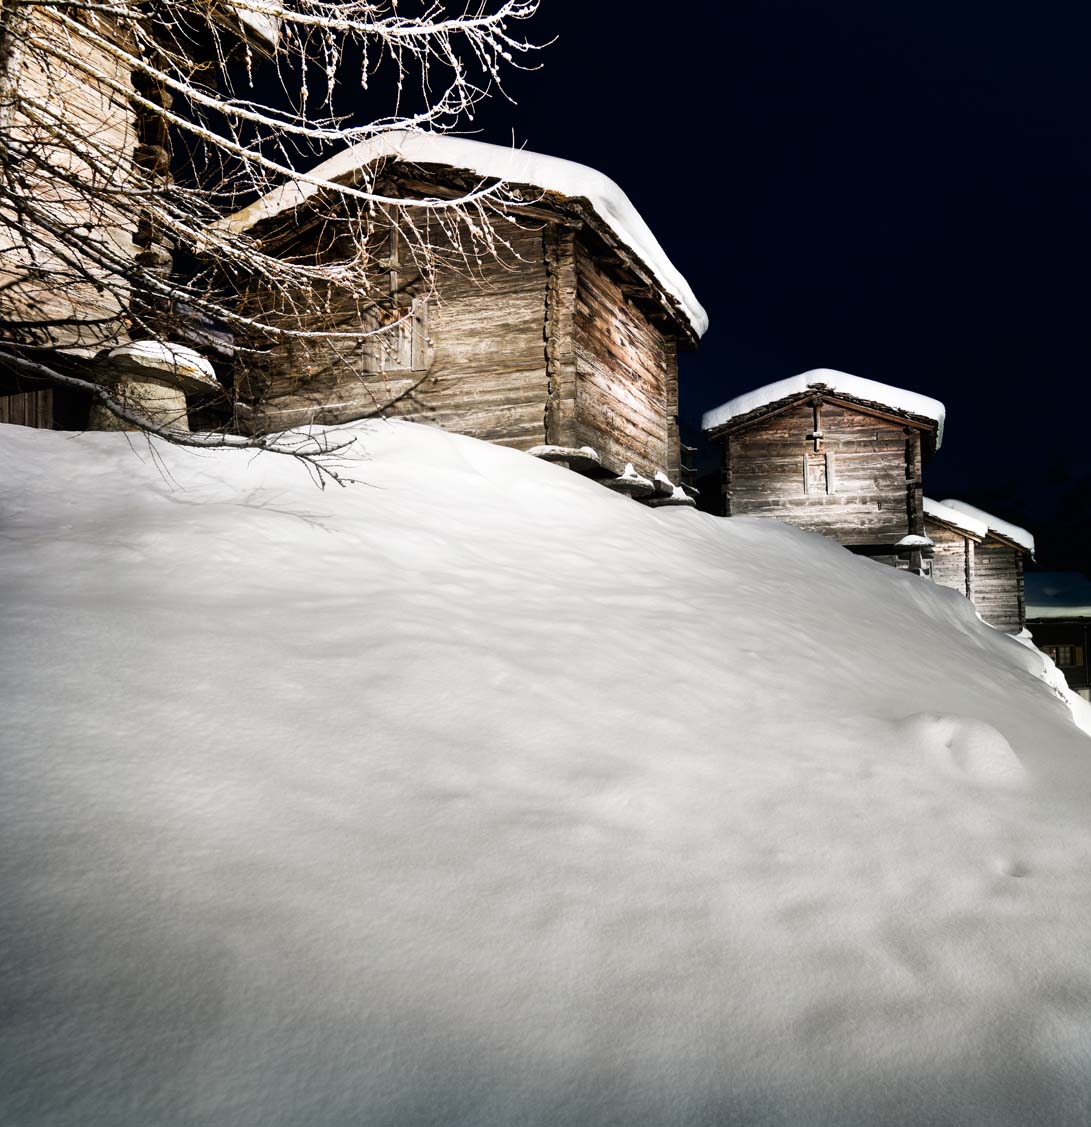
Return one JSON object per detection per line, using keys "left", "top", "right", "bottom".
{"left": 1026, "top": 572, "right": 1091, "bottom": 700}
{"left": 701, "top": 369, "right": 944, "bottom": 570}
{"left": 223, "top": 134, "right": 706, "bottom": 484}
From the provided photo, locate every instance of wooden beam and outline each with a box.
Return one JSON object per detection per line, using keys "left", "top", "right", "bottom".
{"left": 820, "top": 395, "right": 936, "bottom": 440}
{"left": 393, "top": 177, "right": 583, "bottom": 227}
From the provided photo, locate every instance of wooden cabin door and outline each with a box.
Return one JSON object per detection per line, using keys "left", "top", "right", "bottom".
{"left": 0, "top": 388, "right": 53, "bottom": 428}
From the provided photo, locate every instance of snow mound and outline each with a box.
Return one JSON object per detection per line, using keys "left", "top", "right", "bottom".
{"left": 940, "top": 499, "right": 1035, "bottom": 555}
{"left": 896, "top": 714, "right": 1026, "bottom": 789}
{"left": 702, "top": 368, "right": 946, "bottom": 449}
{"left": 223, "top": 130, "right": 707, "bottom": 338}
{"left": 2, "top": 420, "right": 1091, "bottom": 1127}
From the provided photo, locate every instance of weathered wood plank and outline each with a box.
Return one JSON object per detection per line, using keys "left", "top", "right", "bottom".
{"left": 0, "top": 388, "right": 53, "bottom": 428}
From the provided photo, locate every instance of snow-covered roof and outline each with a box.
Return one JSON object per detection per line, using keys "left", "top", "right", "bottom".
{"left": 701, "top": 369, "right": 946, "bottom": 448}
{"left": 1025, "top": 572, "right": 1091, "bottom": 619}
{"left": 940, "top": 499, "right": 1035, "bottom": 555}
{"left": 924, "top": 497, "right": 988, "bottom": 539}
{"left": 222, "top": 131, "right": 707, "bottom": 338}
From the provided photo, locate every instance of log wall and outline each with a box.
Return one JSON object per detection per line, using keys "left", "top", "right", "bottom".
{"left": 927, "top": 522, "right": 974, "bottom": 599}
{"left": 973, "top": 541, "right": 1024, "bottom": 633}
{"left": 0, "top": 9, "right": 136, "bottom": 352}
{"left": 722, "top": 401, "right": 920, "bottom": 546}
{"left": 240, "top": 217, "right": 551, "bottom": 449}
{"left": 572, "top": 245, "right": 677, "bottom": 479}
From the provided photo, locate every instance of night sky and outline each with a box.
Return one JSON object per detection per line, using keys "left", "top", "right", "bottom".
{"left": 471, "top": 0, "right": 1091, "bottom": 573}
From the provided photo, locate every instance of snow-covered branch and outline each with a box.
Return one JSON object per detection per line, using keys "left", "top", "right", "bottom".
{"left": 0, "top": 0, "right": 542, "bottom": 441}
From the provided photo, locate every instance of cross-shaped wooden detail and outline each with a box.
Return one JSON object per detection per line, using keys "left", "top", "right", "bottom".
{"left": 806, "top": 399, "right": 824, "bottom": 451}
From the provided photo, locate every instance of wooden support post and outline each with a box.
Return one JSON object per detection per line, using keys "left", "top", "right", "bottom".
{"left": 664, "top": 340, "right": 680, "bottom": 482}
{"left": 965, "top": 539, "right": 976, "bottom": 602}
{"left": 1016, "top": 552, "right": 1026, "bottom": 630}
{"left": 543, "top": 226, "right": 577, "bottom": 448}
{"left": 905, "top": 428, "right": 925, "bottom": 537}
{"left": 722, "top": 440, "right": 733, "bottom": 516}
{"left": 388, "top": 216, "right": 400, "bottom": 298}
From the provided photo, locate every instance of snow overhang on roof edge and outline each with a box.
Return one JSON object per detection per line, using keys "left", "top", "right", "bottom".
{"left": 923, "top": 497, "right": 988, "bottom": 539}
{"left": 221, "top": 4, "right": 280, "bottom": 51}
{"left": 939, "top": 499, "right": 1035, "bottom": 556}
{"left": 701, "top": 369, "right": 946, "bottom": 450}
{"left": 220, "top": 131, "right": 707, "bottom": 338}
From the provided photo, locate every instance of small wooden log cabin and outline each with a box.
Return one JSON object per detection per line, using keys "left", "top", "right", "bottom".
{"left": 1026, "top": 572, "right": 1091, "bottom": 700}
{"left": 701, "top": 369, "right": 945, "bottom": 569}
{"left": 923, "top": 497, "right": 986, "bottom": 602}
{"left": 933, "top": 499, "right": 1033, "bottom": 634}
{"left": 222, "top": 133, "right": 707, "bottom": 484}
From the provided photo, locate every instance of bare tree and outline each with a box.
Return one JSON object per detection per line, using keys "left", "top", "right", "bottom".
{"left": 0, "top": 1, "right": 540, "bottom": 481}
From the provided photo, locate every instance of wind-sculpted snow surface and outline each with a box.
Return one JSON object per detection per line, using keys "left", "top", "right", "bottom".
{"left": 2, "top": 421, "right": 1090, "bottom": 1127}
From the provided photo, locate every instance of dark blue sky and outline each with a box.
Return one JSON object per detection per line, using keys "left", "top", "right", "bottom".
{"left": 473, "top": 0, "right": 1091, "bottom": 570}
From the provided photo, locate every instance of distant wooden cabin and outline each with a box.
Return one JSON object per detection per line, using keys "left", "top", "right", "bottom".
{"left": 223, "top": 134, "right": 707, "bottom": 484}
{"left": 1026, "top": 572, "right": 1091, "bottom": 700}
{"left": 923, "top": 498, "right": 985, "bottom": 602}
{"left": 927, "top": 499, "right": 1032, "bottom": 634}
{"left": 701, "top": 369, "right": 944, "bottom": 570}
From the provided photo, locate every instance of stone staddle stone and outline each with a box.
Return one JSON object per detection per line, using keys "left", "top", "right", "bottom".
{"left": 89, "top": 341, "right": 219, "bottom": 432}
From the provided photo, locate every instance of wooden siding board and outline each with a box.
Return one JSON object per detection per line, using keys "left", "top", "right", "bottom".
{"left": 0, "top": 387, "right": 53, "bottom": 428}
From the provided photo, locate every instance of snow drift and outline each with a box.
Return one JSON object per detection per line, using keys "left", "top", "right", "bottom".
{"left": 2, "top": 420, "right": 1091, "bottom": 1127}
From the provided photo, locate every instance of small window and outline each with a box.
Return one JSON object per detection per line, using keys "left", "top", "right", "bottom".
{"left": 358, "top": 297, "right": 430, "bottom": 374}
{"left": 1044, "top": 644, "right": 1083, "bottom": 668}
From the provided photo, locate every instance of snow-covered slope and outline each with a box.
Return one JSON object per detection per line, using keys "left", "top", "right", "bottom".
{"left": 2, "top": 421, "right": 1091, "bottom": 1127}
